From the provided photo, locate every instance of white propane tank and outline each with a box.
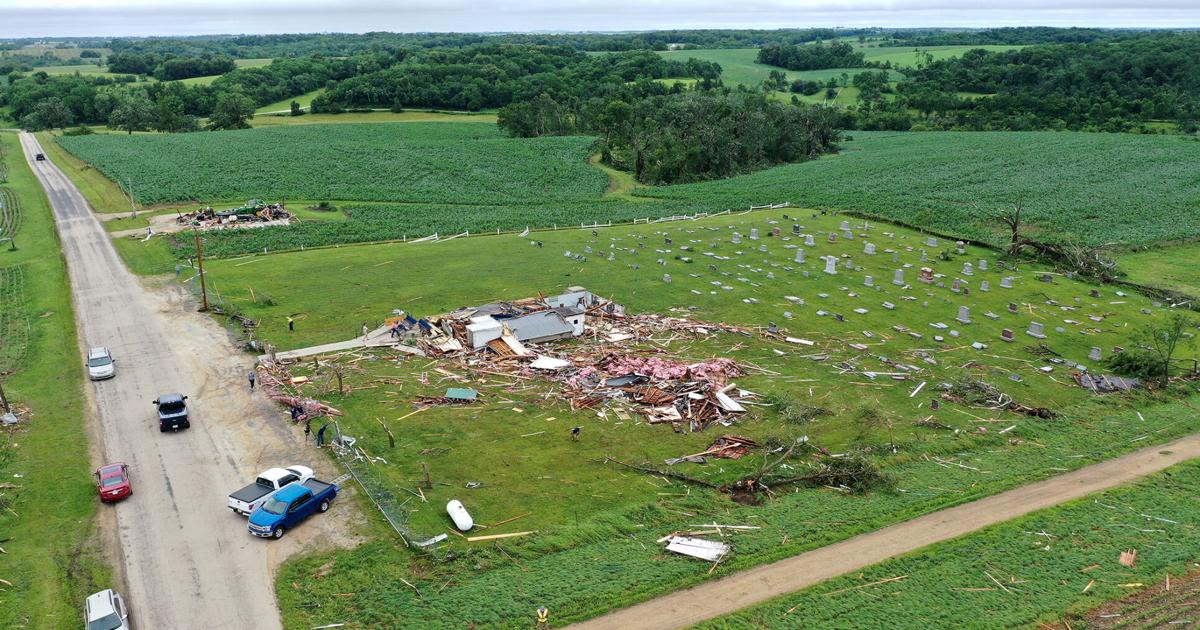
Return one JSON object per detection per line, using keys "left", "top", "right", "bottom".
{"left": 446, "top": 499, "right": 474, "bottom": 531}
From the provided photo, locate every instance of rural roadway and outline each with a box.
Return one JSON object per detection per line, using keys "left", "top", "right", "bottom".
{"left": 574, "top": 431, "right": 1200, "bottom": 629}
{"left": 20, "top": 132, "right": 351, "bottom": 629}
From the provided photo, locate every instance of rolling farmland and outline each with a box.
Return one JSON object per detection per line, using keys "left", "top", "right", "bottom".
{"left": 57, "top": 123, "right": 607, "bottom": 205}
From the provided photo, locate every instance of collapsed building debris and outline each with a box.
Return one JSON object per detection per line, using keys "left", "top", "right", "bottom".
{"left": 393, "top": 287, "right": 754, "bottom": 431}
{"left": 177, "top": 199, "right": 293, "bottom": 231}
{"left": 1074, "top": 372, "right": 1143, "bottom": 393}
{"left": 665, "top": 435, "right": 759, "bottom": 465}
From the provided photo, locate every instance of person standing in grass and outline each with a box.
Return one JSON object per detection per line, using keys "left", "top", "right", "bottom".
{"left": 362, "top": 322, "right": 370, "bottom": 341}
{"left": 287, "top": 316, "right": 295, "bottom": 332}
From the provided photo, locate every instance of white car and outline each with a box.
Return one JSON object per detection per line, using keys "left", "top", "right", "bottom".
{"left": 86, "top": 347, "right": 116, "bottom": 380}
{"left": 85, "top": 589, "right": 130, "bottom": 630}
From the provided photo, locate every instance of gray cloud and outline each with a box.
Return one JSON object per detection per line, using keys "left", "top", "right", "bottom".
{"left": 3, "top": 0, "right": 1198, "bottom": 38}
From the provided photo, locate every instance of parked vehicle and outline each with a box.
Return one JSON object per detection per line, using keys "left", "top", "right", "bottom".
{"left": 95, "top": 463, "right": 132, "bottom": 503}
{"left": 152, "top": 393, "right": 189, "bottom": 431}
{"left": 227, "top": 465, "right": 314, "bottom": 516}
{"left": 85, "top": 588, "right": 130, "bottom": 630}
{"left": 86, "top": 346, "right": 116, "bottom": 380}
{"left": 35, "top": 153, "right": 45, "bottom": 161}
{"left": 247, "top": 479, "right": 338, "bottom": 539}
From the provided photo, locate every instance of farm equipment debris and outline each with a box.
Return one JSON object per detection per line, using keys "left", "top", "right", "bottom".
{"left": 177, "top": 199, "right": 293, "bottom": 231}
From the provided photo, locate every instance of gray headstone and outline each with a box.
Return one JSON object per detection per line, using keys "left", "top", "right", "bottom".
{"left": 839, "top": 220, "right": 851, "bottom": 231}
{"left": 962, "top": 262, "right": 974, "bottom": 276}
{"left": 805, "top": 234, "right": 816, "bottom": 247}
{"left": 864, "top": 242, "right": 876, "bottom": 255}
{"left": 864, "top": 275, "right": 874, "bottom": 287}
{"left": 794, "top": 249, "right": 806, "bottom": 263}
{"left": 980, "top": 280, "right": 989, "bottom": 292}
{"left": 920, "top": 250, "right": 929, "bottom": 263}
{"left": 1000, "top": 276, "right": 1013, "bottom": 288}
{"left": 1027, "top": 322, "right": 1047, "bottom": 339}
{"left": 663, "top": 273, "right": 671, "bottom": 283}
{"left": 732, "top": 232, "right": 742, "bottom": 244}
{"left": 1088, "top": 346, "right": 1102, "bottom": 361}
{"left": 955, "top": 306, "right": 971, "bottom": 324}
{"left": 893, "top": 269, "right": 905, "bottom": 286}
{"left": 978, "top": 259, "right": 988, "bottom": 271}
{"left": 926, "top": 237, "right": 938, "bottom": 248}
{"left": 749, "top": 228, "right": 760, "bottom": 240}
{"left": 823, "top": 257, "right": 838, "bottom": 275}
{"left": 951, "top": 279, "right": 962, "bottom": 293}
{"left": 955, "top": 240, "right": 965, "bottom": 254}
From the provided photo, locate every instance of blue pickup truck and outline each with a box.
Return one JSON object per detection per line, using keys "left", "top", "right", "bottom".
{"left": 247, "top": 479, "right": 338, "bottom": 539}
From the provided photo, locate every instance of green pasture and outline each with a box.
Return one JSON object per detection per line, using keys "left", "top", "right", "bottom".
{"left": 701, "top": 458, "right": 1200, "bottom": 629}
{"left": 1119, "top": 243, "right": 1200, "bottom": 298}
{"left": 255, "top": 88, "right": 324, "bottom": 113}
{"left": 197, "top": 209, "right": 1200, "bottom": 628}
{"left": 248, "top": 110, "right": 496, "bottom": 127}
{"left": 862, "top": 44, "right": 1023, "bottom": 67}
{"left": 0, "top": 132, "right": 110, "bottom": 628}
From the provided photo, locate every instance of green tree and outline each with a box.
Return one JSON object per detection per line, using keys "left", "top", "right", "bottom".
{"left": 108, "top": 90, "right": 155, "bottom": 134}
{"left": 153, "top": 93, "right": 197, "bottom": 132}
{"left": 207, "top": 90, "right": 255, "bottom": 130}
{"left": 290, "top": 101, "right": 304, "bottom": 116}
{"left": 24, "top": 97, "right": 74, "bottom": 132}
{"left": 1137, "top": 314, "right": 1196, "bottom": 385}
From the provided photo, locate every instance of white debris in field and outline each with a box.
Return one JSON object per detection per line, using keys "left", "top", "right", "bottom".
{"left": 664, "top": 536, "right": 730, "bottom": 562}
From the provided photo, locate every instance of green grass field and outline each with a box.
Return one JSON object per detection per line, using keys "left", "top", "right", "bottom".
{"left": 0, "top": 132, "right": 110, "bottom": 628}
{"left": 174, "top": 58, "right": 274, "bottom": 86}
{"left": 190, "top": 208, "right": 1200, "bottom": 628}
{"left": 862, "top": 44, "right": 1022, "bottom": 67}
{"left": 1119, "top": 243, "right": 1200, "bottom": 298}
{"left": 699, "top": 458, "right": 1200, "bottom": 629}
{"left": 255, "top": 88, "right": 324, "bottom": 113}
{"left": 37, "top": 64, "right": 131, "bottom": 79}
{"left": 57, "top": 123, "right": 604, "bottom": 206}
{"left": 248, "top": 110, "right": 496, "bottom": 127}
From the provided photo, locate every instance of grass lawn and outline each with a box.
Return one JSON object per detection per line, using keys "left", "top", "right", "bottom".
{"left": 191, "top": 208, "right": 1200, "bottom": 628}
{"left": 37, "top": 64, "right": 130, "bottom": 79}
{"left": 861, "top": 44, "right": 1023, "bottom": 67}
{"left": 255, "top": 88, "right": 324, "bottom": 114}
{"left": 1118, "top": 243, "right": 1200, "bottom": 298}
{"left": 248, "top": 110, "right": 496, "bottom": 127}
{"left": 0, "top": 132, "right": 110, "bottom": 628}
{"left": 700, "top": 458, "right": 1200, "bottom": 629}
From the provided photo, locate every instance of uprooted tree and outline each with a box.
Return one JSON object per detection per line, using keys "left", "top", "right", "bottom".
{"left": 986, "top": 202, "right": 1120, "bottom": 281}
{"left": 1135, "top": 313, "right": 1196, "bottom": 385}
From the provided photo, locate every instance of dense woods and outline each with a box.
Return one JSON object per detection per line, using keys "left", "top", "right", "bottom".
{"left": 756, "top": 42, "right": 865, "bottom": 70}
{"left": 311, "top": 46, "right": 721, "bottom": 112}
{"left": 107, "top": 51, "right": 237, "bottom": 80}
{"left": 900, "top": 34, "right": 1200, "bottom": 131}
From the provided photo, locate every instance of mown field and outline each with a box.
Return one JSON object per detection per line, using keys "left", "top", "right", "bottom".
{"left": 1119, "top": 244, "right": 1200, "bottom": 299}
{"left": 190, "top": 207, "right": 1200, "bottom": 628}
{"left": 655, "top": 45, "right": 1020, "bottom": 88}
{"left": 0, "top": 132, "right": 110, "bottom": 628}
{"left": 57, "top": 123, "right": 606, "bottom": 206}
{"left": 700, "top": 459, "right": 1200, "bottom": 630}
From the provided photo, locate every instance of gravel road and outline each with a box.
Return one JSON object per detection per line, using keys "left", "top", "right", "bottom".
{"left": 20, "top": 132, "right": 354, "bottom": 629}
{"left": 571, "top": 432, "right": 1200, "bottom": 629}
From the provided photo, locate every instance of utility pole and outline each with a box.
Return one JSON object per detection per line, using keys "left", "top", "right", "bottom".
{"left": 194, "top": 230, "right": 209, "bottom": 312}
{"left": 0, "top": 379, "right": 10, "bottom": 414}
{"left": 123, "top": 178, "right": 137, "bottom": 219}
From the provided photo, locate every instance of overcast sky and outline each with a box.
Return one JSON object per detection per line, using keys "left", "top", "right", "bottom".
{"left": 4, "top": 0, "right": 1199, "bottom": 39}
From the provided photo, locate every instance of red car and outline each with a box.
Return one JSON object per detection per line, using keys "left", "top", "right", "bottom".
{"left": 95, "top": 463, "right": 132, "bottom": 503}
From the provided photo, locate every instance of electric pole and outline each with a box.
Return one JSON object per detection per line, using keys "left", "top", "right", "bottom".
{"left": 194, "top": 230, "right": 209, "bottom": 312}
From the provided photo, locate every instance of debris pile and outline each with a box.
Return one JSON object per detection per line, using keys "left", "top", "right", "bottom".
{"left": 390, "top": 287, "right": 755, "bottom": 432}
{"left": 256, "top": 362, "right": 343, "bottom": 418}
{"left": 177, "top": 199, "right": 292, "bottom": 230}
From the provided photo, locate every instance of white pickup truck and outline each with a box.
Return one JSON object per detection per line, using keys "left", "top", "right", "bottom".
{"left": 227, "top": 466, "right": 314, "bottom": 516}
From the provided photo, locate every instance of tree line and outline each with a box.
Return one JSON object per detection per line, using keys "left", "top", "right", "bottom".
{"left": 756, "top": 41, "right": 866, "bottom": 71}
{"left": 310, "top": 46, "right": 722, "bottom": 113}
{"left": 898, "top": 33, "right": 1200, "bottom": 132}
{"left": 499, "top": 90, "right": 842, "bottom": 185}
{"left": 107, "top": 51, "right": 236, "bottom": 81}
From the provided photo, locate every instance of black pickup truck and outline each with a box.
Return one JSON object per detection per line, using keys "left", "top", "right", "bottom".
{"left": 153, "top": 393, "right": 189, "bottom": 431}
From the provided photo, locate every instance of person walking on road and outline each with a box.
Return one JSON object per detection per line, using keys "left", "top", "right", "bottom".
{"left": 304, "top": 418, "right": 312, "bottom": 442}
{"left": 361, "top": 322, "right": 370, "bottom": 341}
{"left": 247, "top": 369, "right": 256, "bottom": 390}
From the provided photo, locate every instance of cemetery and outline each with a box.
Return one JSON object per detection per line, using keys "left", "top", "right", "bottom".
{"left": 205, "top": 206, "right": 1199, "bottom": 627}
